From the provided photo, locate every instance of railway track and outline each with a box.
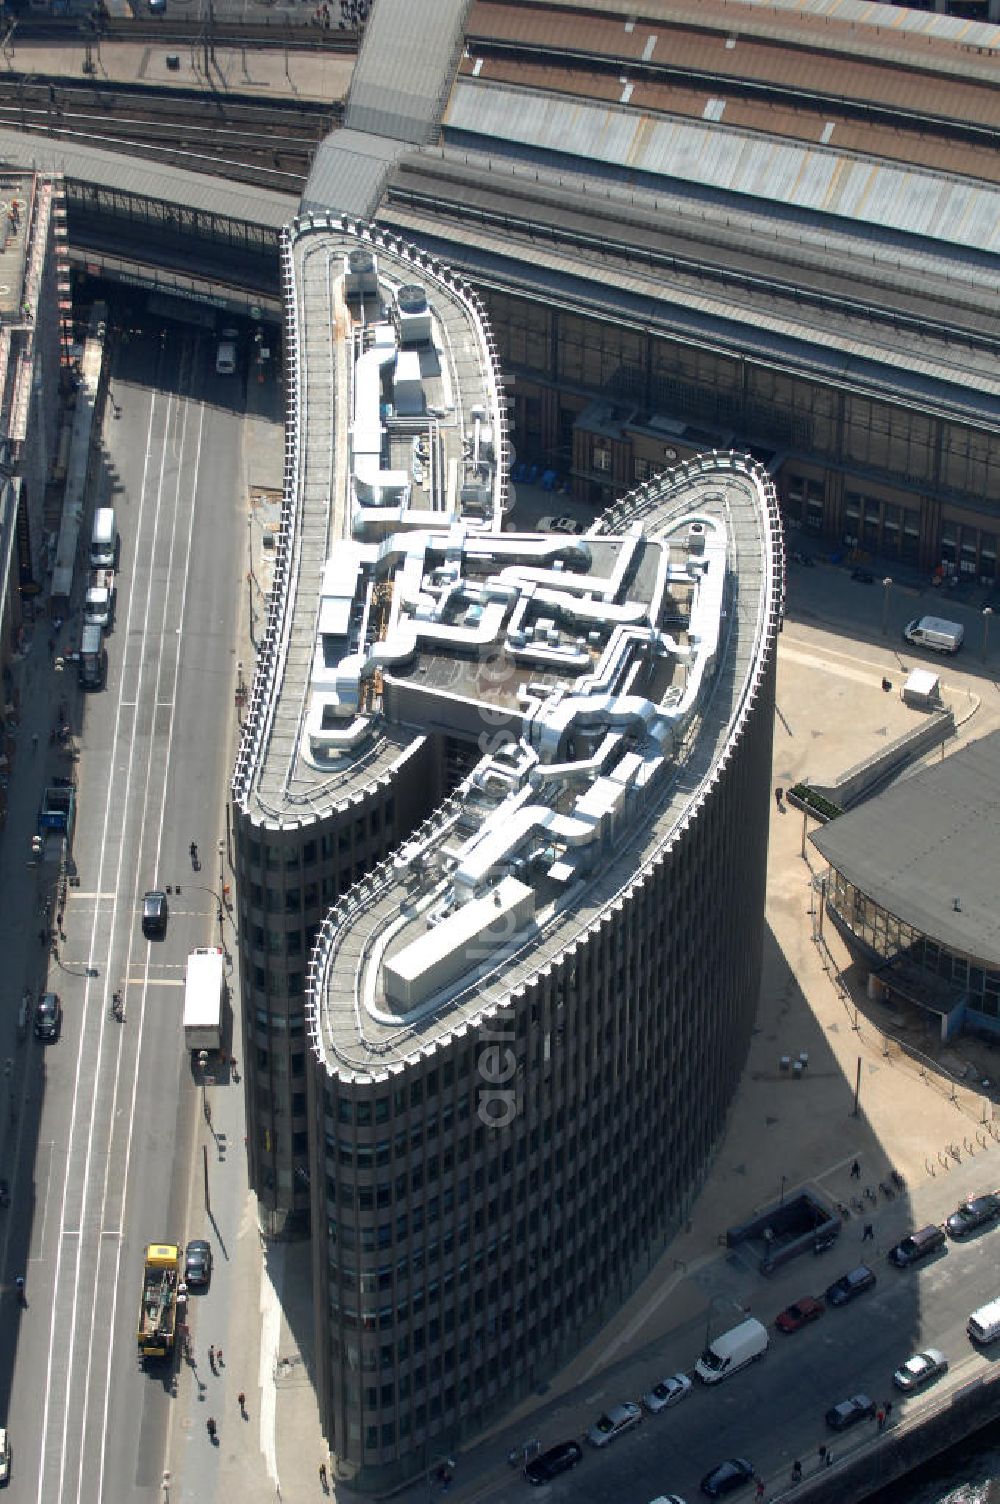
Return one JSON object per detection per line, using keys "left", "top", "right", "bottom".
{"left": 0, "top": 76, "right": 334, "bottom": 186}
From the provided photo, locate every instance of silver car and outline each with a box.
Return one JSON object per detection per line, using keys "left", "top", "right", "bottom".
{"left": 586, "top": 1401, "right": 642, "bottom": 1447}
{"left": 642, "top": 1373, "right": 693, "bottom": 1414}
{"left": 893, "top": 1348, "right": 948, "bottom": 1393}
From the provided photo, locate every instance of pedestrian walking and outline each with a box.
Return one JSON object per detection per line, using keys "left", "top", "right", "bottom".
{"left": 31, "top": 732, "right": 38, "bottom": 754}
{"left": 319, "top": 1461, "right": 328, "bottom": 1489}
{"left": 850, "top": 1159, "right": 861, "bottom": 1179}
{"left": 208, "top": 1344, "right": 216, "bottom": 1373}
{"left": 791, "top": 1459, "right": 802, "bottom": 1484}
{"left": 207, "top": 1416, "right": 217, "bottom": 1442}
{"left": 876, "top": 1407, "right": 885, "bottom": 1432}
{"left": 238, "top": 1391, "right": 246, "bottom": 1416}
{"left": 817, "top": 1445, "right": 827, "bottom": 1468}
{"left": 862, "top": 1221, "right": 874, "bottom": 1242}
{"left": 774, "top": 786, "right": 783, "bottom": 809}
{"left": 755, "top": 1480, "right": 765, "bottom": 1501}
{"left": 217, "top": 1347, "right": 224, "bottom": 1367}
{"left": 884, "top": 1399, "right": 893, "bottom": 1421}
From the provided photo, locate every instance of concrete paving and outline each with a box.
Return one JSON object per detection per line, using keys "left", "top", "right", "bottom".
{"left": 4, "top": 39, "right": 354, "bottom": 104}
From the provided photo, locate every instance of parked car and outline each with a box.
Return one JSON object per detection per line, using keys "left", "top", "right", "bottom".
{"left": 888, "top": 1225, "right": 946, "bottom": 1268}
{"left": 700, "top": 1458, "right": 754, "bottom": 1497}
{"left": 825, "top": 1394, "right": 876, "bottom": 1431}
{"left": 776, "top": 1295, "right": 825, "bottom": 1333}
{"left": 893, "top": 1348, "right": 948, "bottom": 1393}
{"left": 142, "top": 890, "right": 169, "bottom": 938}
{"left": 825, "top": 1265, "right": 876, "bottom": 1306}
{"left": 537, "top": 514, "right": 584, "bottom": 535}
{"left": 946, "top": 1195, "right": 1000, "bottom": 1239}
{"left": 649, "top": 1496, "right": 687, "bottom": 1504}
{"left": 184, "top": 1239, "right": 213, "bottom": 1288}
{"left": 586, "top": 1401, "right": 642, "bottom": 1447}
{"left": 524, "top": 1440, "right": 582, "bottom": 1485}
{"left": 0, "top": 1427, "right": 10, "bottom": 1484}
{"left": 643, "top": 1373, "right": 693, "bottom": 1413}
{"left": 34, "top": 992, "right": 62, "bottom": 1042}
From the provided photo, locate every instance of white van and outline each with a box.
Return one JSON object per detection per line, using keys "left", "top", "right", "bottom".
{"left": 694, "top": 1316, "right": 769, "bottom": 1384}
{"left": 967, "top": 1298, "right": 1000, "bottom": 1345}
{"left": 215, "top": 329, "right": 238, "bottom": 375}
{"left": 90, "top": 507, "right": 117, "bottom": 570}
{"left": 903, "top": 615, "right": 963, "bottom": 654}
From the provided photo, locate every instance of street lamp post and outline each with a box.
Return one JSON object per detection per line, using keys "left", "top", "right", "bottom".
{"left": 881, "top": 576, "right": 893, "bottom": 637}
{"left": 983, "top": 606, "right": 993, "bottom": 664}
{"left": 188, "top": 883, "right": 228, "bottom": 957}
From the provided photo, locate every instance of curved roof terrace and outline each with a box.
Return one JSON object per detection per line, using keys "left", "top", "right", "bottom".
{"left": 231, "top": 215, "right": 511, "bottom": 827}
{"left": 308, "top": 450, "right": 785, "bottom": 1078}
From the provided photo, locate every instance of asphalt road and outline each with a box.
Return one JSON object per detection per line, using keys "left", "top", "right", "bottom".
{"left": 450, "top": 1170, "right": 1000, "bottom": 1504}
{"left": 6, "top": 318, "right": 245, "bottom": 1504}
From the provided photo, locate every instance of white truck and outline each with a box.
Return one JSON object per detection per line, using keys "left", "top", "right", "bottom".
{"left": 182, "top": 946, "right": 225, "bottom": 1053}
{"left": 694, "top": 1316, "right": 769, "bottom": 1384}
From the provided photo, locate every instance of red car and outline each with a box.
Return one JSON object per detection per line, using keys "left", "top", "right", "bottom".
{"left": 776, "top": 1295, "right": 825, "bottom": 1333}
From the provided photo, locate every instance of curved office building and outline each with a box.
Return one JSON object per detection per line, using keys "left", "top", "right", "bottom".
{"left": 232, "top": 215, "right": 784, "bottom": 1488}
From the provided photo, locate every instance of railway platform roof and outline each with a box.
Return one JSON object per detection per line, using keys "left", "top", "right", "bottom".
{"left": 0, "top": 127, "right": 296, "bottom": 229}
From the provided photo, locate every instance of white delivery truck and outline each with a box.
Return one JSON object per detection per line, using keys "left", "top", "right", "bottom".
{"left": 694, "top": 1316, "right": 769, "bottom": 1384}
{"left": 183, "top": 946, "right": 225, "bottom": 1053}
{"left": 903, "top": 615, "right": 963, "bottom": 654}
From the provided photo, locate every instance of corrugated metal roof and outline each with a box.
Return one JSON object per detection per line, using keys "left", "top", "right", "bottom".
{"left": 382, "top": 191, "right": 1000, "bottom": 426}
{"left": 465, "top": 4, "right": 1000, "bottom": 121}
{"left": 457, "top": 55, "right": 1000, "bottom": 183}
{"left": 0, "top": 128, "right": 295, "bottom": 228}
{"left": 732, "top": 0, "right": 1000, "bottom": 52}
{"left": 444, "top": 79, "right": 1000, "bottom": 256}
{"left": 344, "top": 0, "right": 469, "bottom": 145}
{"left": 811, "top": 731, "right": 1000, "bottom": 970}
{"left": 469, "top": 0, "right": 1000, "bottom": 67}
{"left": 301, "top": 129, "right": 402, "bottom": 217}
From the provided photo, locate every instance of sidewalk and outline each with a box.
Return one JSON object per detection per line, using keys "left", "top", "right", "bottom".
{"left": 0, "top": 607, "right": 80, "bottom": 1192}
{"left": 5, "top": 39, "right": 354, "bottom": 105}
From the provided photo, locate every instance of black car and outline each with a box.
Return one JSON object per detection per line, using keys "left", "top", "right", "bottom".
{"left": 825, "top": 1394, "right": 876, "bottom": 1431}
{"left": 700, "top": 1458, "right": 754, "bottom": 1497}
{"left": 142, "top": 890, "right": 169, "bottom": 939}
{"left": 184, "top": 1239, "right": 213, "bottom": 1288}
{"left": 34, "top": 992, "right": 62, "bottom": 1042}
{"left": 888, "top": 1225, "right": 946, "bottom": 1268}
{"left": 825, "top": 1265, "right": 876, "bottom": 1306}
{"left": 946, "top": 1195, "right": 1000, "bottom": 1240}
{"left": 524, "top": 1441, "right": 582, "bottom": 1485}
